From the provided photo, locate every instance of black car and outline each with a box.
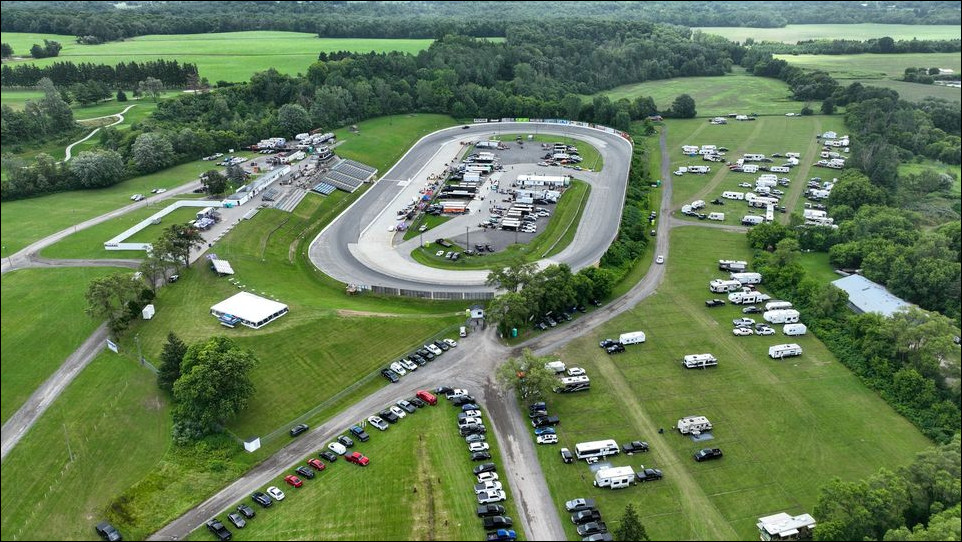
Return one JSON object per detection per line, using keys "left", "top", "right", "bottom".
{"left": 236, "top": 504, "right": 255, "bottom": 519}
{"left": 571, "top": 509, "right": 602, "bottom": 524}
{"left": 410, "top": 397, "right": 427, "bottom": 408}
{"left": 529, "top": 401, "right": 547, "bottom": 412}
{"left": 320, "top": 450, "right": 338, "bottom": 463}
{"left": 473, "top": 462, "right": 497, "bottom": 475}
{"left": 472, "top": 451, "right": 493, "bottom": 461}
{"left": 206, "top": 519, "right": 232, "bottom": 541}
{"left": 227, "top": 512, "right": 246, "bottom": 529}
{"left": 528, "top": 409, "right": 548, "bottom": 419}
{"left": 419, "top": 348, "right": 436, "bottom": 361}
{"left": 95, "top": 522, "right": 122, "bottom": 542}
{"left": 599, "top": 339, "right": 618, "bottom": 349}
{"left": 535, "top": 321, "right": 548, "bottom": 331}
{"left": 349, "top": 425, "right": 370, "bottom": 442}
{"left": 705, "top": 299, "right": 725, "bottom": 307}
{"left": 622, "top": 441, "right": 650, "bottom": 454}
{"left": 251, "top": 491, "right": 272, "bottom": 508}
{"left": 462, "top": 403, "right": 481, "bottom": 412}
{"left": 694, "top": 448, "right": 724, "bottom": 462}
{"left": 562, "top": 312, "right": 573, "bottom": 322}
{"left": 436, "top": 386, "right": 453, "bottom": 395}
{"left": 477, "top": 504, "right": 506, "bottom": 517}
{"left": 452, "top": 395, "right": 476, "bottom": 406}
{"left": 582, "top": 534, "right": 614, "bottom": 542}
{"left": 606, "top": 344, "right": 625, "bottom": 354}
{"left": 742, "top": 306, "right": 762, "bottom": 314}
{"left": 460, "top": 424, "right": 486, "bottom": 437}
{"left": 577, "top": 522, "right": 608, "bottom": 537}
{"left": 410, "top": 354, "right": 428, "bottom": 366}
{"left": 295, "top": 465, "right": 315, "bottom": 479}
{"left": 482, "top": 516, "right": 513, "bottom": 530}
{"left": 590, "top": 299, "right": 602, "bottom": 306}
{"left": 380, "top": 409, "right": 400, "bottom": 423}
{"left": 531, "top": 415, "right": 561, "bottom": 428}
{"left": 434, "top": 340, "right": 450, "bottom": 351}
{"left": 636, "top": 467, "right": 663, "bottom": 482}
{"left": 338, "top": 435, "right": 355, "bottom": 448}
{"left": 560, "top": 447, "right": 574, "bottom": 464}
{"left": 289, "top": 423, "right": 309, "bottom": 437}
{"left": 381, "top": 369, "right": 400, "bottom": 383}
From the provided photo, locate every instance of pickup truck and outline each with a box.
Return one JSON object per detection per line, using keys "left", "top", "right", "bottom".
{"left": 694, "top": 448, "right": 724, "bottom": 462}
{"left": 206, "top": 519, "right": 232, "bottom": 541}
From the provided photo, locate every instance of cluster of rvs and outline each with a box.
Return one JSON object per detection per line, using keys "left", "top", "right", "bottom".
{"left": 544, "top": 360, "right": 592, "bottom": 393}
{"left": 710, "top": 260, "right": 809, "bottom": 344}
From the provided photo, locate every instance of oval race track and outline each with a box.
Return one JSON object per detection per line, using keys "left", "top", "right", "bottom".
{"left": 308, "top": 122, "right": 633, "bottom": 295}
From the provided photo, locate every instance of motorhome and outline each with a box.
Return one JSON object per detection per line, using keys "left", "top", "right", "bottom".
{"left": 618, "top": 331, "right": 646, "bottom": 345}
{"left": 770, "top": 166, "right": 791, "bottom": 173}
{"left": 708, "top": 212, "right": 725, "bottom": 221}
{"left": 741, "top": 164, "right": 759, "bottom": 173}
{"left": 710, "top": 279, "right": 743, "bottom": 293}
{"left": 721, "top": 191, "right": 745, "bottom": 200}
{"left": 690, "top": 200, "right": 706, "bottom": 210}
{"left": 556, "top": 375, "right": 590, "bottom": 393}
{"left": 765, "top": 301, "right": 793, "bottom": 311}
{"left": 593, "top": 466, "right": 636, "bottom": 489}
{"left": 677, "top": 416, "right": 712, "bottom": 434}
{"left": 768, "top": 343, "right": 803, "bottom": 359}
{"left": 544, "top": 360, "right": 566, "bottom": 374}
{"left": 742, "top": 215, "right": 764, "bottom": 226}
{"left": 683, "top": 354, "right": 718, "bottom": 369}
{"left": 718, "top": 260, "right": 748, "bottom": 271}
{"left": 730, "top": 272, "right": 762, "bottom": 285}
{"left": 728, "top": 290, "right": 769, "bottom": 305}
{"left": 575, "top": 439, "right": 620, "bottom": 461}
{"left": 744, "top": 153, "right": 766, "bottom": 161}
{"left": 763, "top": 309, "right": 800, "bottom": 324}
{"left": 688, "top": 166, "right": 710, "bottom": 174}
{"left": 783, "top": 323, "right": 808, "bottom": 336}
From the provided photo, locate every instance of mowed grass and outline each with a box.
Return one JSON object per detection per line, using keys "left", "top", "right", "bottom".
{"left": 534, "top": 226, "right": 931, "bottom": 540}
{"left": 797, "top": 251, "right": 842, "bottom": 285}
{"left": 410, "top": 180, "right": 591, "bottom": 270}
{"left": 184, "top": 404, "right": 522, "bottom": 541}
{"left": 0, "top": 267, "right": 124, "bottom": 423}
{"left": 598, "top": 70, "right": 797, "bottom": 117}
{"left": 333, "top": 114, "right": 458, "bottom": 174}
{"left": 777, "top": 52, "right": 961, "bottom": 80}
{"left": 1, "top": 31, "right": 435, "bottom": 83}
{"left": 696, "top": 24, "right": 961, "bottom": 43}
{"left": 0, "top": 351, "right": 169, "bottom": 541}
{"left": 849, "top": 78, "right": 961, "bottom": 103}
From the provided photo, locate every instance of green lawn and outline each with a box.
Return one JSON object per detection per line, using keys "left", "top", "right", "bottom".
{"left": 403, "top": 212, "right": 454, "bottom": 241}
{"left": 533, "top": 226, "right": 931, "bottom": 540}
{"left": 598, "top": 70, "right": 797, "bottom": 117}
{"left": 696, "top": 24, "right": 961, "bottom": 43}
{"left": 410, "top": 180, "right": 591, "bottom": 270}
{"left": 333, "top": 114, "right": 458, "bottom": 174}
{"left": 1, "top": 31, "right": 435, "bottom": 83}
{"left": 848, "top": 78, "right": 961, "bottom": 103}
{"left": 0, "top": 90, "right": 44, "bottom": 108}
{"left": 797, "top": 251, "right": 841, "bottom": 285}
{"left": 0, "top": 351, "right": 169, "bottom": 541}
{"left": 184, "top": 404, "right": 523, "bottom": 541}
{"left": 0, "top": 267, "right": 124, "bottom": 423}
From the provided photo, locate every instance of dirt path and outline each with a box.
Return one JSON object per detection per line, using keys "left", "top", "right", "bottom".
{"left": 778, "top": 118, "right": 823, "bottom": 224}
{"left": 64, "top": 104, "right": 137, "bottom": 161}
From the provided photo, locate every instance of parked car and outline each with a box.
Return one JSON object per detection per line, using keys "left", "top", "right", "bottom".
{"left": 606, "top": 343, "right": 626, "bottom": 354}
{"left": 167, "top": 274, "right": 180, "bottom": 283}
{"left": 732, "top": 327, "right": 754, "bottom": 336}
{"left": 636, "top": 467, "right": 664, "bottom": 482}
{"left": 756, "top": 327, "right": 776, "bottom": 336}
{"left": 622, "top": 441, "right": 650, "bottom": 454}
{"left": 469, "top": 442, "right": 490, "bottom": 453}
{"left": 477, "top": 504, "right": 507, "bottom": 517}
{"left": 396, "top": 400, "right": 416, "bottom": 413}
{"left": 409, "top": 397, "right": 426, "bottom": 408}
{"left": 582, "top": 533, "right": 614, "bottom": 542}
{"left": 465, "top": 433, "right": 486, "bottom": 444}
{"left": 337, "top": 435, "right": 354, "bottom": 448}
{"left": 461, "top": 409, "right": 482, "bottom": 419}
{"left": 566, "top": 367, "right": 586, "bottom": 376}
{"left": 443, "top": 338, "right": 458, "bottom": 348}
{"left": 416, "top": 390, "right": 438, "bottom": 405}
{"left": 236, "top": 504, "right": 255, "bottom": 519}
{"left": 307, "top": 458, "right": 325, "bottom": 472}
{"left": 95, "top": 522, "right": 122, "bottom": 541}
{"left": 389, "top": 361, "right": 407, "bottom": 376}
{"left": 227, "top": 512, "right": 246, "bottom": 529}
{"left": 289, "top": 423, "right": 309, "bottom": 437}
{"left": 349, "top": 425, "right": 370, "bottom": 441}
{"left": 461, "top": 403, "right": 481, "bottom": 412}
{"left": 694, "top": 448, "right": 724, "bottom": 462}
{"left": 295, "top": 465, "right": 315, "bottom": 479}
{"left": 560, "top": 447, "right": 574, "bottom": 464}
{"left": 472, "top": 451, "right": 493, "bottom": 461}
{"left": 380, "top": 369, "right": 400, "bottom": 383}
{"left": 320, "top": 451, "right": 338, "bottom": 463}
{"left": 537, "top": 434, "right": 559, "bottom": 445}
{"left": 284, "top": 475, "right": 303, "bottom": 488}
{"left": 571, "top": 509, "right": 602, "bottom": 524}
{"left": 482, "top": 516, "right": 514, "bottom": 530}
{"left": 380, "top": 409, "right": 400, "bottom": 424}
{"left": 565, "top": 498, "right": 596, "bottom": 512}
{"left": 345, "top": 451, "right": 370, "bottom": 466}
{"left": 705, "top": 299, "right": 725, "bottom": 307}
{"left": 577, "top": 522, "right": 609, "bottom": 537}
{"left": 400, "top": 358, "right": 418, "bottom": 372}
{"left": 474, "top": 481, "right": 503, "bottom": 494}
{"left": 251, "top": 491, "right": 272, "bottom": 508}
{"left": 328, "top": 442, "right": 347, "bottom": 455}
{"left": 206, "top": 519, "right": 232, "bottom": 541}
{"left": 742, "top": 306, "right": 762, "bottom": 314}
{"left": 534, "top": 426, "right": 556, "bottom": 436}
{"left": 473, "top": 463, "right": 497, "bottom": 475}
{"left": 477, "top": 471, "right": 499, "bottom": 483}
{"left": 733, "top": 317, "right": 756, "bottom": 327}
{"left": 532, "top": 415, "right": 561, "bottom": 427}
{"left": 266, "top": 486, "right": 285, "bottom": 501}
{"left": 655, "top": 255, "right": 665, "bottom": 264}
{"left": 434, "top": 340, "right": 450, "bottom": 351}
{"left": 477, "top": 490, "right": 507, "bottom": 504}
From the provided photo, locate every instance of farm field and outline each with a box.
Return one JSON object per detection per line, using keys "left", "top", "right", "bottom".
{"left": 598, "top": 70, "right": 797, "bottom": 117}
{"left": 696, "top": 23, "right": 961, "bottom": 43}
{"left": 333, "top": 114, "right": 458, "bottom": 174}
{"left": 0, "top": 350, "right": 169, "bottom": 541}
{"left": 1, "top": 31, "right": 436, "bottom": 82}
{"left": 533, "top": 226, "right": 931, "bottom": 540}
{"left": 0, "top": 267, "right": 124, "bottom": 423}
{"left": 183, "top": 403, "right": 522, "bottom": 542}
{"left": 664, "top": 115, "right": 848, "bottom": 226}
{"left": 849, "top": 78, "right": 961, "bottom": 103}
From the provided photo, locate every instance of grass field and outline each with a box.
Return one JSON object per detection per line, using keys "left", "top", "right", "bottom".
{"left": 184, "top": 403, "right": 522, "bottom": 541}
{"left": 848, "top": 78, "right": 961, "bottom": 103}
{"left": 0, "top": 351, "right": 169, "bottom": 541}
{"left": 533, "top": 226, "right": 931, "bottom": 540}
{"left": 797, "top": 251, "right": 841, "bottom": 285}
{"left": 333, "top": 114, "right": 458, "bottom": 174}
{"left": 1, "top": 31, "right": 435, "bottom": 83}
{"left": 696, "top": 24, "right": 961, "bottom": 43}
{"left": 598, "top": 70, "right": 797, "bottom": 117}
{"left": 0, "top": 267, "right": 124, "bottom": 423}
{"left": 410, "top": 180, "right": 590, "bottom": 270}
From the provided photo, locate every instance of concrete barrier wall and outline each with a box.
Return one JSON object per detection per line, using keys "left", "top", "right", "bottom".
{"left": 104, "top": 199, "right": 224, "bottom": 251}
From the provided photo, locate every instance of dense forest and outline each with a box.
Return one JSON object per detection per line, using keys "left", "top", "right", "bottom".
{"left": 742, "top": 35, "right": 961, "bottom": 55}
{"left": 1, "top": 60, "right": 199, "bottom": 89}
{"left": 1, "top": 1, "right": 959, "bottom": 42}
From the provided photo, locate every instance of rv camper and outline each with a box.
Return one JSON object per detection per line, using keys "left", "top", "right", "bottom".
{"left": 783, "top": 323, "right": 808, "bottom": 336}
{"left": 768, "top": 343, "right": 803, "bottom": 359}
{"left": 763, "top": 309, "right": 800, "bottom": 324}
{"left": 710, "top": 279, "right": 743, "bottom": 293}
{"left": 593, "top": 466, "right": 636, "bottom": 489}
{"left": 618, "top": 331, "right": 646, "bottom": 345}
{"left": 683, "top": 354, "right": 718, "bottom": 369}
{"left": 677, "top": 416, "right": 713, "bottom": 434}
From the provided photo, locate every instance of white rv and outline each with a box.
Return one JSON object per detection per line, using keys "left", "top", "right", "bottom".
{"left": 730, "top": 272, "right": 762, "bottom": 285}
{"left": 556, "top": 375, "right": 590, "bottom": 393}
{"left": 785, "top": 152, "right": 801, "bottom": 159}
{"left": 728, "top": 291, "right": 769, "bottom": 305}
{"left": 708, "top": 212, "right": 725, "bottom": 221}
{"left": 783, "top": 323, "right": 808, "bottom": 336}
{"left": 769, "top": 343, "right": 803, "bottom": 359}
{"left": 677, "top": 416, "right": 712, "bottom": 434}
{"left": 770, "top": 166, "right": 791, "bottom": 173}
{"left": 683, "top": 354, "right": 718, "bottom": 369}
{"left": 544, "top": 360, "right": 566, "bottom": 373}
{"left": 593, "top": 466, "right": 636, "bottom": 489}
{"left": 575, "top": 439, "right": 620, "bottom": 460}
{"left": 721, "top": 191, "right": 745, "bottom": 200}
{"left": 742, "top": 215, "right": 764, "bottom": 226}
{"left": 741, "top": 164, "right": 759, "bottom": 173}
{"left": 619, "top": 331, "right": 646, "bottom": 345}
{"left": 710, "top": 279, "right": 743, "bottom": 293}
{"left": 691, "top": 200, "right": 706, "bottom": 210}
{"left": 764, "top": 309, "right": 800, "bottom": 324}
{"left": 755, "top": 179, "right": 776, "bottom": 188}
{"left": 765, "top": 301, "right": 793, "bottom": 311}
{"left": 688, "top": 166, "right": 711, "bottom": 174}
{"left": 744, "top": 153, "right": 765, "bottom": 161}
{"left": 718, "top": 260, "right": 748, "bottom": 271}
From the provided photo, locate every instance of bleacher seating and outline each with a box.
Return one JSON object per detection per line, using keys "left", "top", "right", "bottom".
{"left": 312, "top": 159, "right": 378, "bottom": 193}
{"left": 311, "top": 182, "right": 336, "bottom": 195}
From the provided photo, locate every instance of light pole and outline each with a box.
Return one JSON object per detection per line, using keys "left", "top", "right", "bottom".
{"left": 466, "top": 226, "right": 470, "bottom": 250}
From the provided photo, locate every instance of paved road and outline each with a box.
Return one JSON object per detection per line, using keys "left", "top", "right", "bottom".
{"left": 64, "top": 104, "right": 138, "bottom": 161}
{"left": 309, "top": 123, "right": 633, "bottom": 293}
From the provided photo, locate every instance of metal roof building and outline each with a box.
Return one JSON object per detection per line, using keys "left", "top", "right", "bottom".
{"left": 831, "top": 274, "right": 911, "bottom": 317}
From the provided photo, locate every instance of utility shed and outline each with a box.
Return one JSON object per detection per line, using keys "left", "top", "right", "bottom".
{"left": 831, "top": 274, "right": 912, "bottom": 317}
{"left": 210, "top": 292, "right": 288, "bottom": 329}
{"left": 756, "top": 512, "right": 816, "bottom": 541}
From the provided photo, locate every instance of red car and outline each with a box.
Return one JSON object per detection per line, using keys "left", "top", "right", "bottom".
{"left": 416, "top": 390, "right": 437, "bottom": 406}
{"left": 345, "top": 452, "right": 370, "bottom": 466}
{"left": 307, "top": 458, "right": 325, "bottom": 471}
{"left": 284, "top": 475, "right": 303, "bottom": 488}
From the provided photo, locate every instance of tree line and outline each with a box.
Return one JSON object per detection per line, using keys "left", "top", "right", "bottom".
{"left": 741, "top": 36, "right": 961, "bottom": 55}
{"left": 1, "top": 59, "right": 199, "bottom": 89}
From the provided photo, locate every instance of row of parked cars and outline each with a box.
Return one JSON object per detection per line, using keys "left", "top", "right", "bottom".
{"left": 529, "top": 401, "right": 560, "bottom": 445}
{"left": 732, "top": 317, "right": 776, "bottom": 336}
{"left": 381, "top": 338, "right": 458, "bottom": 383}
{"left": 564, "top": 499, "right": 613, "bottom": 541}
{"left": 533, "top": 303, "right": 594, "bottom": 332}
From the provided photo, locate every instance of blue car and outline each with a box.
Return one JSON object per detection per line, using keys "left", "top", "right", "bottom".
{"left": 534, "top": 426, "right": 556, "bottom": 436}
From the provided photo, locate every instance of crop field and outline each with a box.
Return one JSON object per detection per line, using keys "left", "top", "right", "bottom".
{"left": 0, "top": 267, "right": 124, "bottom": 423}
{"left": 333, "top": 114, "right": 458, "bottom": 174}
{"left": 1, "top": 31, "right": 436, "bottom": 83}
{"left": 696, "top": 24, "right": 961, "bottom": 43}
{"left": 0, "top": 350, "right": 169, "bottom": 541}
{"left": 533, "top": 226, "right": 931, "bottom": 540}
{"left": 663, "top": 115, "right": 848, "bottom": 226}
{"left": 598, "top": 70, "right": 797, "bottom": 117}
{"left": 184, "top": 403, "right": 522, "bottom": 541}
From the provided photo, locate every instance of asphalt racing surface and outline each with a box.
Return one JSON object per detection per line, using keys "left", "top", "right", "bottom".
{"left": 308, "top": 123, "right": 632, "bottom": 294}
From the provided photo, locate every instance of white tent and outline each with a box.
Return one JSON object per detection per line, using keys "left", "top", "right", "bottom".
{"left": 211, "top": 259, "right": 235, "bottom": 275}
{"left": 210, "top": 292, "right": 288, "bottom": 329}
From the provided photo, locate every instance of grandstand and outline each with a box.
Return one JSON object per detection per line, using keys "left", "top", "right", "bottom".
{"left": 312, "top": 182, "right": 337, "bottom": 195}
{"left": 312, "top": 159, "right": 378, "bottom": 193}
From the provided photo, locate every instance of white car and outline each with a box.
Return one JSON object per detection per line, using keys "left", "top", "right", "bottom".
{"left": 477, "top": 490, "right": 507, "bottom": 504}
{"left": 477, "top": 471, "right": 499, "bottom": 483}
{"left": 389, "top": 361, "right": 407, "bottom": 376}
{"left": 436, "top": 250, "right": 445, "bottom": 257}
{"left": 756, "top": 327, "right": 776, "bottom": 336}
{"left": 655, "top": 255, "right": 665, "bottom": 264}
{"left": 443, "top": 338, "right": 458, "bottom": 348}
{"left": 400, "top": 358, "right": 418, "bottom": 372}
{"left": 474, "top": 481, "right": 503, "bottom": 494}
{"left": 738, "top": 182, "right": 753, "bottom": 188}
{"left": 130, "top": 194, "right": 145, "bottom": 201}
{"left": 566, "top": 367, "right": 586, "bottom": 377}
{"left": 469, "top": 442, "right": 490, "bottom": 453}
{"left": 390, "top": 405, "right": 407, "bottom": 419}
{"left": 458, "top": 417, "right": 482, "bottom": 427}
{"left": 732, "top": 327, "right": 754, "bottom": 336}
{"left": 425, "top": 344, "right": 443, "bottom": 356}
{"left": 447, "top": 388, "right": 469, "bottom": 399}
{"left": 155, "top": 188, "right": 167, "bottom": 194}
{"left": 328, "top": 442, "right": 347, "bottom": 455}
{"left": 462, "top": 410, "right": 482, "bottom": 418}
{"left": 266, "top": 486, "right": 285, "bottom": 501}
{"left": 537, "top": 434, "right": 559, "bottom": 445}
{"left": 368, "top": 416, "right": 389, "bottom": 431}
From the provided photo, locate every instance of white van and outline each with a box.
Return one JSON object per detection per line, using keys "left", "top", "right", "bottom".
{"left": 708, "top": 212, "right": 725, "bottom": 221}
{"left": 460, "top": 326, "right": 467, "bottom": 338}
{"left": 783, "top": 323, "right": 808, "bottom": 336}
